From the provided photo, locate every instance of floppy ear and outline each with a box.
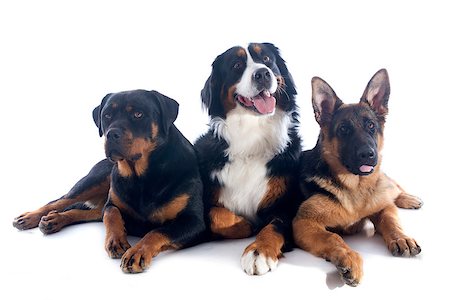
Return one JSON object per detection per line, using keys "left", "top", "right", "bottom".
{"left": 150, "top": 90, "right": 179, "bottom": 136}
{"left": 263, "top": 43, "right": 297, "bottom": 100}
{"left": 92, "top": 93, "right": 112, "bottom": 137}
{"left": 311, "top": 77, "right": 343, "bottom": 126}
{"left": 201, "top": 54, "right": 224, "bottom": 117}
{"left": 361, "top": 69, "right": 390, "bottom": 118}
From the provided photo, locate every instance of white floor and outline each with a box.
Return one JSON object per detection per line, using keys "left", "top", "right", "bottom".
{"left": 1, "top": 1, "right": 447, "bottom": 299}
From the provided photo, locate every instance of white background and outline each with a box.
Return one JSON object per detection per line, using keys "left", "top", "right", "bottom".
{"left": 1, "top": 0, "right": 447, "bottom": 299}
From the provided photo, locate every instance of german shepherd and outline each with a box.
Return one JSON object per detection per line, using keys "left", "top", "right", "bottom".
{"left": 292, "top": 69, "right": 422, "bottom": 286}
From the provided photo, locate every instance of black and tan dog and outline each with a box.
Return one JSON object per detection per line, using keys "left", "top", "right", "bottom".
{"left": 14, "top": 90, "right": 205, "bottom": 273}
{"left": 293, "top": 69, "right": 422, "bottom": 286}
{"left": 94, "top": 90, "right": 204, "bottom": 273}
{"left": 195, "top": 43, "right": 301, "bottom": 275}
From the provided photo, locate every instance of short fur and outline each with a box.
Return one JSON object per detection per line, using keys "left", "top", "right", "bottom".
{"left": 95, "top": 90, "right": 205, "bottom": 273}
{"left": 194, "top": 43, "right": 301, "bottom": 275}
{"left": 292, "top": 69, "right": 422, "bottom": 286}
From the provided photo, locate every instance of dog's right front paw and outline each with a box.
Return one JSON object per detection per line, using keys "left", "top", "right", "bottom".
{"left": 13, "top": 212, "right": 42, "bottom": 230}
{"left": 331, "top": 250, "right": 363, "bottom": 287}
{"left": 105, "top": 235, "right": 131, "bottom": 259}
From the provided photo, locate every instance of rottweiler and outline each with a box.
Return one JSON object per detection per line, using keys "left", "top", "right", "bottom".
{"left": 292, "top": 69, "right": 422, "bottom": 286}
{"left": 93, "top": 90, "right": 205, "bottom": 273}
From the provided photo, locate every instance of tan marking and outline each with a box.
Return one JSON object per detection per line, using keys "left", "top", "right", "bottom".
{"left": 149, "top": 194, "right": 190, "bottom": 224}
{"left": 222, "top": 84, "right": 237, "bottom": 113}
{"left": 132, "top": 122, "right": 158, "bottom": 177}
{"left": 117, "top": 160, "right": 134, "bottom": 177}
{"left": 209, "top": 206, "right": 252, "bottom": 239}
{"left": 258, "top": 177, "right": 287, "bottom": 209}
{"left": 252, "top": 44, "right": 262, "bottom": 54}
{"left": 103, "top": 205, "right": 130, "bottom": 258}
{"left": 109, "top": 188, "right": 143, "bottom": 221}
{"left": 120, "top": 232, "right": 178, "bottom": 273}
{"left": 237, "top": 48, "right": 246, "bottom": 57}
{"left": 242, "top": 224, "right": 284, "bottom": 262}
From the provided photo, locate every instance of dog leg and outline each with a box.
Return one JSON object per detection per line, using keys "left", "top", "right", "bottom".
{"left": 385, "top": 175, "right": 423, "bottom": 209}
{"left": 293, "top": 217, "right": 363, "bottom": 286}
{"left": 39, "top": 205, "right": 103, "bottom": 234}
{"left": 370, "top": 204, "right": 421, "bottom": 257}
{"left": 209, "top": 206, "right": 253, "bottom": 239}
{"left": 13, "top": 159, "right": 112, "bottom": 231}
{"left": 103, "top": 205, "right": 131, "bottom": 259}
{"left": 240, "top": 223, "right": 284, "bottom": 276}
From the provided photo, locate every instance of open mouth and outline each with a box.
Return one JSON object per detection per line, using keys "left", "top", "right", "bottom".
{"left": 236, "top": 90, "right": 276, "bottom": 115}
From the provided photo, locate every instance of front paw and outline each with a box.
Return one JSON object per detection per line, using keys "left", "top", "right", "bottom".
{"left": 13, "top": 211, "right": 42, "bottom": 230}
{"left": 395, "top": 193, "right": 423, "bottom": 209}
{"left": 388, "top": 237, "right": 421, "bottom": 257}
{"left": 105, "top": 235, "right": 130, "bottom": 259}
{"left": 331, "top": 249, "right": 363, "bottom": 287}
{"left": 241, "top": 249, "right": 278, "bottom": 275}
{"left": 120, "top": 245, "right": 152, "bottom": 273}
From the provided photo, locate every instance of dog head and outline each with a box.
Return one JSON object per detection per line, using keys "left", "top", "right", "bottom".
{"left": 92, "top": 90, "right": 179, "bottom": 165}
{"left": 201, "top": 43, "right": 296, "bottom": 118}
{"left": 311, "top": 69, "right": 390, "bottom": 176}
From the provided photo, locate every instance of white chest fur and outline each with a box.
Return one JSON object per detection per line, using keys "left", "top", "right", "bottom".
{"left": 210, "top": 106, "right": 292, "bottom": 221}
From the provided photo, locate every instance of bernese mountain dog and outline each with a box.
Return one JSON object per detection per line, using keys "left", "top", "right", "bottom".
{"left": 194, "top": 43, "right": 301, "bottom": 275}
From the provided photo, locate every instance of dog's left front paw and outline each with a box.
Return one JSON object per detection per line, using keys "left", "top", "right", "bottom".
{"left": 241, "top": 242, "right": 280, "bottom": 276}
{"left": 120, "top": 245, "right": 152, "bottom": 273}
{"left": 388, "top": 237, "right": 421, "bottom": 257}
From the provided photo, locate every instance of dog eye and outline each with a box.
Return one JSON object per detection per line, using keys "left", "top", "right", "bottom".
{"left": 133, "top": 112, "right": 143, "bottom": 119}
{"left": 233, "top": 62, "right": 243, "bottom": 70}
{"left": 367, "top": 121, "right": 375, "bottom": 131}
{"left": 339, "top": 124, "right": 350, "bottom": 135}
{"left": 263, "top": 56, "right": 270, "bottom": 63}
{"left": 103, "top": 113, "right": 112, "bottom": 119}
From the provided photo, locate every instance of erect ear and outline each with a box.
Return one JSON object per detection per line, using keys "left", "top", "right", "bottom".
{"left": 92, "top": 93, "right": 112, "bottom": 137}
{"left": 311, "top": 77, "right": 343, "bottom": 126}
{"left": 201, "top": 53, "right": 224, "bottom": 117}
{"left": 361, "top": 69, "right": 390, "bottom": 117}
{"left": 150, "top": 90, "right": 179, "bottom": 136}
{"left": 262, "top": 43, "right": 297, "bottom": 102}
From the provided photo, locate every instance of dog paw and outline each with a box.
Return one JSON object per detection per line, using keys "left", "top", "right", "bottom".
{"left": 388, "top": 237, "right": 421, "bottom": 257}
{"left": 38, "top": 211, "right": 66, "bottom": 234}
{"left": 105, "top": 235, "right": 131, "bottom": 259}
{"left": 394, "top": 193, "right": 423, "bottom": 209}
{"left": 120, "top": 245, "right": 152, "bottom": 273}
{"left": 241, "top": 249, "right": 278, "bottom": 276}
{"left": 331, "top": 250, "right": 363, "bottom": 287}
{"left": 13, "top": 211, "right": 42, "bottom": 230}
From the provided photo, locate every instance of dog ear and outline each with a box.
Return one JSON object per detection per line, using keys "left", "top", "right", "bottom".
{"left": 311, "top": 77, "right": 343, "bottom": 126}
{"left": 201, "top": 54, "right": 224, "bottom": 117}
{"left": 262, "top": 43, "right": 297, "bottom": 104}
{"left": 361, "top": 69, "right": 390, "bottom": 118}
{"left": 150, "top": 90, "right": 179, "bottom": 136}
{"left": 92, "top": 93, "right": 112, "bottom": 137}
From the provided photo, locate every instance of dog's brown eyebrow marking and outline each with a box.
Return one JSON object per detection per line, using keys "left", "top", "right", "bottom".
{"left": 237, "top": 48, "right": 246, "bottom": 57}
{"left": 112, "top": 102, "right": 118, "bottom": 109}
{"left": 253, "top": 44, "right": 262, "bottom": 54}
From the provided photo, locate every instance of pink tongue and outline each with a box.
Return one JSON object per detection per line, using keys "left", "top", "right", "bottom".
{"left": 252, "top": 94, "right": 276, "bottom": 114}
{"left": 359, "top": 165, "right": 374, "bottom": 173}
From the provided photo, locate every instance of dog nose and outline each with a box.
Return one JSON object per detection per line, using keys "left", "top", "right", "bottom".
{"left": 253, "top": 68, "right": 272, "bottom": 87}
{"left": 106, "top": 128, "right": 122, "bottom": 141}
{"left": 357, "top": 146, "right": 375, "bottom": 160}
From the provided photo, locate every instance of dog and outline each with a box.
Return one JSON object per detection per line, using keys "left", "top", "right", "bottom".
{"left": 292, "top": 69, "right": 422, "bottom": 286}
{"left": 13, "top": 90, "right": 205, "bottom": 273}
{"left": 94, "top": 89, "right": 205, "bottom": 273}
{"left": 194, "top": 43, "right": 301, "bottom": 275}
